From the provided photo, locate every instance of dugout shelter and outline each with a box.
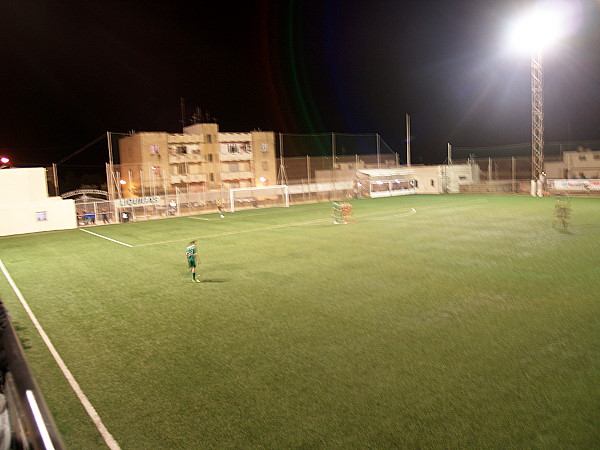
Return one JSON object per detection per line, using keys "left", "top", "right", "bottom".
{"left": 355, "top": 169, "right": 416, "bottom": 198}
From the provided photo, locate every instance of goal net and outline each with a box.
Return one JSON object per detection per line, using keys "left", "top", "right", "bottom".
{"left": 229, "top": 185, "right": 289, "bottom": 212}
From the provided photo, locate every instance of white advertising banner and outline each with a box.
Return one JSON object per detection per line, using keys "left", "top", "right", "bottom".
{"left": 549, "top": 179, "right": 600, "bottom": 191}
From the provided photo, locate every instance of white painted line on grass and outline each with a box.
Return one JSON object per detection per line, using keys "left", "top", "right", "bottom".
{"left": 188, "top": 217, "right": 211, "bottom": 221}
{"left": 136, "top": 217, "right": 333, "bottom": 247}
{"left": 137, "top": 199, "right": 487, "bottom": 247}
{"left": 363, "top": 207, "right": 417, "bottom": 221}
{"left": 26, "top": 390, "right": 55, "bottom": 450}
{"left": 0, "top": 259, "right": 121, "bottom": 450}
{"left": 80, "top": 229, "right": 132, "bottom": 247}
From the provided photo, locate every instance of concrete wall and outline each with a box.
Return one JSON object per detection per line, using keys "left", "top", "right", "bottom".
{"left": 0, "top": 168, "right": 77, "bottom": 236}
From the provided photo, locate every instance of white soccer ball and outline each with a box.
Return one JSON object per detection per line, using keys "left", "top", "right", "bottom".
{"left": 220, "top": 215, "right": 224, "bottom": 218}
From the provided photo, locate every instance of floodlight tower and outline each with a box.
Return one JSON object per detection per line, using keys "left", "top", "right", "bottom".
{"left": 531, "top": 51, "right": 544, "bottom": 186}
{"left": 508, "top": 2, "right": 570, "bottom": 196}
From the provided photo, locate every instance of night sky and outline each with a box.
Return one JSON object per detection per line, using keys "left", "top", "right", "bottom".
{"left": 1, "top": 0, "right": 598, "bottom": 168}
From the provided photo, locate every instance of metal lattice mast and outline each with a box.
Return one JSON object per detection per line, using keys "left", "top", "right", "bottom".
{"left": 531, "top": 51, "right": 544, "bottom": 181}
{"left": 277, "top": 133, "right": 288, "bottom": 185}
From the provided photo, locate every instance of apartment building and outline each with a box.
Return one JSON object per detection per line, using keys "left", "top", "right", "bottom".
{"left": 118, "top": 123, "right": 277, "bottom": 197}
{"left": 544, "top": 148, "right": 600, "bottom": 179}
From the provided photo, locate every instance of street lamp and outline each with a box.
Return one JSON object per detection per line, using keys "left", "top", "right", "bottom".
{"left": 507, "top": 1, "right": 572, "bottom": 196}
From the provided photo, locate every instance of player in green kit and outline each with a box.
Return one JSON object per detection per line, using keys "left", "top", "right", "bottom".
{"left": 186, "top": 241, "right": 201, "bottom": 282}
{"left": 332, "top": 201, "right": 343, "bottom": 224}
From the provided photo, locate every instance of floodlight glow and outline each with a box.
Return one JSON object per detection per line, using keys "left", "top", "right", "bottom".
{"left": 507, "top": 1, "right": 575, "bottom": 53}
{"left": 259, "top": 176, "right": 267, "bottom": 182}
{"left": 0, "top": 157, "right": 9, "bottom": 164}
{"left": 119, "top": 179, "right": 126, "bottom": 185}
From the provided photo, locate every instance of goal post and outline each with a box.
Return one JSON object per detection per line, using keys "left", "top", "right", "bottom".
{"left": 229, "top": 185, "right": 289, "bottom": 212}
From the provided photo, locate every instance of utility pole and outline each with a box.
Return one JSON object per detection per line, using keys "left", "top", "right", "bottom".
{"left": 406, "top": 114, "right": 411, "bottom": 167}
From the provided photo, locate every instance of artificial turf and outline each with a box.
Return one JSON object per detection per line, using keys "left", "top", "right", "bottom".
{"left": 0, "top": 194, "right": 598, "bottom": 448}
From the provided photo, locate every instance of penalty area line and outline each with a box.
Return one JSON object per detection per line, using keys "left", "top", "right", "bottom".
{"left": 0, "top": 259, "right": 121, "bottom": 450}
{"left": 80, "top": 229, "right": 133, "bottom": 247}
{"left": 363, "top": 207, "right": 417, "bottom": 221}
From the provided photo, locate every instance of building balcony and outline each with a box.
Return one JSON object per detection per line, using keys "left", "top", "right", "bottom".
{"left": 221, "top": 171, "right": 253, "bottom": 181}
{"left": 187, "top": 153, "right": 205, "bottom": 163}
{"left": 185, "top": 174, "right": 207, "bottom": 183}
{"left": 170, "top": 174, "right": 208, "bottom": 184}
{"left": 168, "top": 154, "right": 206, "bottom": 164}
{"left": 219, "top": 152, "right": 253, "bottom": 162}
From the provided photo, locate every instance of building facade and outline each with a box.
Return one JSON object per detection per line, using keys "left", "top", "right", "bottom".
{"left": 544, "top": 149, "right": 600, "bottom": 179}
{"left": 117, "top": 123, "right": 277, "bottom": 197}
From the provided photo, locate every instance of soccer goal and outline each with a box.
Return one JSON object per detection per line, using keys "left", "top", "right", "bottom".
{"left": 229, "top": 185, "right": 289, "bottom": 212}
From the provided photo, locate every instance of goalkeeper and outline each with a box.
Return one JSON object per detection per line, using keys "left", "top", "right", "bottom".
{"left": 186, "top": 241, "right": 201, "bottom": 282}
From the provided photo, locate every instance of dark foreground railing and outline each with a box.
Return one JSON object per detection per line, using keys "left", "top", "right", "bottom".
{"left": 0, "top": 301, "right": 65, "bottom": 449}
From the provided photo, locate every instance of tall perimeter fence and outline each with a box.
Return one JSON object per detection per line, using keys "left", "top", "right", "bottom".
{"left": 450, "top": 140, "right": 600, "bottom": 194}
{"left": 42, "top": 137, "right": 600, "bottom": 225}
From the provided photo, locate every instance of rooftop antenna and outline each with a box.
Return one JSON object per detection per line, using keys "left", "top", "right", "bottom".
{"left": 180, "top": 97, "right": 186, "bottom": 132}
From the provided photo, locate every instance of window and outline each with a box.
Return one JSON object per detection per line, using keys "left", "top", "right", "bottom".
{"left": 228, "top": 144, "right": 239, "bottom": 153}
{"left": 430, "top": 179, "right": 435, "bottom": 187}
{"left": 176, "top": 146, "right": 187, "bottom": 155}
{"left": 209, "top": 173, "right": 214, "bottom": 182}
{"left": 177, "top": 164, "right": 187, "bottom": 175}
{"left": 36, "top": 211, "right": 47, "bottom": 222}
{"left": 208, "top": 154, "right": 213, "bottom": 162}
{"left": 206, "top": 134, "right": 212, "bottom": 143}
{"left": 593, "top": 154, "right": 600, "bottom": 160}
{"left": 579, "top": 154, "right": 586, "bottom": 161}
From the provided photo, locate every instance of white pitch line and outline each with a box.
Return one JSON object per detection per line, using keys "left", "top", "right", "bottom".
{"left": 137, "top": 199, "right": 486, "bottom": 247}
{"left": 188, "top": 217, "right": 211, "bottom": 221}
{"left": 80, "top": 229, "right": 132, "bottom": 247}
{"left": 363, "top": 207, "right": 417, "bottom": 221}
{"left": 0, "top": 259, "right": 121, "bottom": 450}
{"left": 136, "top": 217, "right": 332, "bottom": 247}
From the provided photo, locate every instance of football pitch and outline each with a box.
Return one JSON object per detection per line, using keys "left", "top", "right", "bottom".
{"left": 0, "top": 194, "right": 598, "bottom": 448}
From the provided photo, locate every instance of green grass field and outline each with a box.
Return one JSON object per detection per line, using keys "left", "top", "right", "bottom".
{"left": 0, "top": 194, "right": 598, "bottom": 449}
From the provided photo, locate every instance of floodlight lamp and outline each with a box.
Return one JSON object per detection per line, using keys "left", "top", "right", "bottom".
{"left": 259, "top": 176, "right": 267, "bottom": 182}
{"left": 0, "top": 157, "right": 9, "bottom": 164}
{"left": 506, "top": 1, "right": 574, "bottom": 53}
{"left": 119, "top": 179, "right": 126, "bottom": 185}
